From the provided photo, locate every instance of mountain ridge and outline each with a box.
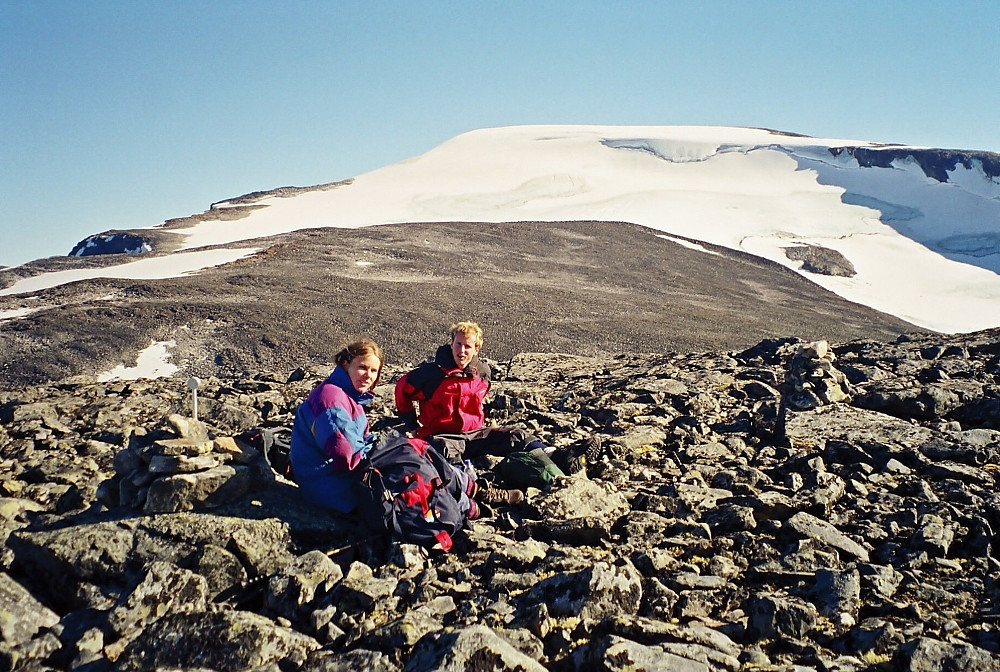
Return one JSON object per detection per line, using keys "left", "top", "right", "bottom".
{"left": 2, "top": 125, "right": 998, "bottom": 389}
{"left": 0, "top": 220, "right": 919, "bottom": 389}
{"left": 4, "top": 125, "right": 998, "bottom": 334}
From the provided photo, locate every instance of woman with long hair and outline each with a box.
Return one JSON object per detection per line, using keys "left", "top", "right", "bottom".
{"left": 289, "top": 339, "right": 384, "bottom": 513}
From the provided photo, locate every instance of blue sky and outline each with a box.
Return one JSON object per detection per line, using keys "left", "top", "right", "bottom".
{"left": 3, "top": 1, "right": 999, "bottom": 267}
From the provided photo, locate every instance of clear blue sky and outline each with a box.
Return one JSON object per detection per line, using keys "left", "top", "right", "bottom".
{"left": 3, "top": 1, "right": 999, "bottom": 267}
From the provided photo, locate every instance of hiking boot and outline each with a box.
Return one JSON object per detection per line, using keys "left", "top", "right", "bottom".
{"left": 476, "top": 482, "right": 524, "bottom": 506}
{"left": 551, "top": 435, "right": 602, "bottom": 475}
{"left": 551, "top": 449, "right": 584, "bottom": 475}
{"left": 577, "top": 435, "right": 603, "bottom": 462}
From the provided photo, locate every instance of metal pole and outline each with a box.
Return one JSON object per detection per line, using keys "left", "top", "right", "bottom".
{"left": 188, "top": 376, "right": 201, "bottom": 421}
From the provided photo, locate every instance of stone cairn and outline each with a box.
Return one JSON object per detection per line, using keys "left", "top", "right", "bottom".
{"left": 784, "top": 340, "right": 853, "bottom": 410}
{"left": 99, "top": 413, "right": 272, "bottom": 514}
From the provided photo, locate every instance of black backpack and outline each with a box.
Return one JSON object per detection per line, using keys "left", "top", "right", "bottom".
{"left": 237, "top": 427, "right": 292, "bottom": 478}
{"left": 355, "top": 432, "right": 467, "bottom": 552}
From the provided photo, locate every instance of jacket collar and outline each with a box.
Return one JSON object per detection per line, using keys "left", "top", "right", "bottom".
{"left": 434, "top": 343, "right": 478, "bottom": 376}
{"left": 328, "top": 365, "right": 374, "bottom": 406}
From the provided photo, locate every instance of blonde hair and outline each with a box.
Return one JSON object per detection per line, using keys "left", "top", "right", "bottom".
{"left": 449, "top": 321, "right": 483, "bottom": 349}
{"left": 335, "top": 339, "right": 384, "bottom": 388}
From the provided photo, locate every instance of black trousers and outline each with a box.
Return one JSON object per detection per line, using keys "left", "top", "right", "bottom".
{"left": 429, "top": 426, "right": 543, "bottom": 463}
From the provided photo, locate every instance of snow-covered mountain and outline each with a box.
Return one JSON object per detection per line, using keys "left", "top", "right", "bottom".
{"left": 4, "top": 125, "right": 1000, "bottom": 333}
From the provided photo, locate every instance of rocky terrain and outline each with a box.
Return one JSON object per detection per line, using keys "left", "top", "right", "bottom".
{"left": 2, "top": 326, "right": 1000, "bottom": 671}
{"left": 0, "top": 220, "right": 917, "bottom": 389}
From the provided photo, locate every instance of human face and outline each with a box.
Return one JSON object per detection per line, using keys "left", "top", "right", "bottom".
{"left": 451, "top": 332, "right": 480, "bottom": 369}
{"left": 344, "top": 353, "right": 381, "bottom": 393}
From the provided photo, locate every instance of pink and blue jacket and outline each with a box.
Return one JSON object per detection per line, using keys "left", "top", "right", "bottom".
{"left": 290, "top": 365, "right": 376, "bottom": 513}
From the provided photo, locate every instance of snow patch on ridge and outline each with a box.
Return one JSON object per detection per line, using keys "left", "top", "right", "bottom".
{"left": 0, "top": 248, "right": 261, "bottom": 297}
{"left": 657, "top": 235, "right": 720, "bottom": 256}
{"left": 0, "top": 307, "right": 40, "bottom": 322}
{"left": 97, "top": 340, "right": 178, "bottom": 381}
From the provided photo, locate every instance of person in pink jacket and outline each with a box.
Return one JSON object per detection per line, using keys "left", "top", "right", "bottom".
{"left": 290, "top": 340, "right": 383, "bottom": 513}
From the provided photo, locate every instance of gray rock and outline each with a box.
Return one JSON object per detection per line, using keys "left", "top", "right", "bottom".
{"left": 403, "top": 624, "right": 546, "bottom": 672}
{"left": 703, "top": 503, "right": 757, "bottom": 534}
{"left": 783, "top": 244, "right": 857, "bottom": 277}
{"left": 306, "top": 648, "right": 401, "bottom": 671}
{"left": 0, "top": 571, "right": 59, "bottom": 646}
{"left": 786, "top": 511, "right": 870, "bottom": 562}
{"left": 266, "top": 549, "right": 344, "bottom": 625}
{"left": 106, "top": 560, "right": 209, "bottom": 656}
{"left": 746, "top": 592, "right": 818, "bottom": 639}
{"left": 892, "top": 637, "right": 1000, "bottom": 672}
{"left": 333, "top": 561, "right": 399, "bottom": 613}
{"left": 114, "top": 607, "right": 321, "bottom": 671}
{"left": 575, "top": 635, "right": 710, "bottom": 672}
{"left": 143, "top": 463, "right": 253, "bottom": 512}
{"left": 529, "top": 559, "right": 643, "bottom": 621}
{"left": 911, "top": 514, "right": 955, "bottom": 556}
{"left": 812, "top": 567, "right": 861, "bottom": 619}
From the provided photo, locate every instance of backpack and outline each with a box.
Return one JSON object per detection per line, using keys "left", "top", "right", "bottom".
{"left": 355, "top": 432, "right": 467, "bottom": 552}
{"left": 237, "top": 427, "right": 293, "bottom": 478}
{"left": 494, "top": 447, "right": 565, "bottom": 490}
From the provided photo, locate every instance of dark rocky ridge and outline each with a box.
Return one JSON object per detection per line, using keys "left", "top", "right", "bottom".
{"left": 783, "top": 245, "right": 857, "bottom": 278}
{"left": 2, "top": 327, "right": 1000, "bottom": 670}
{"left": 68, "top": 233, "right": 153, "bottom": 259}
{"left": 205, "top": 178, "right": 352, "bottom": 209}
{"left": 0, "top": 220, "right": 918, "bottom": 389}
{"left": 828, "top": 146, "right": 1000, "bottom": 183}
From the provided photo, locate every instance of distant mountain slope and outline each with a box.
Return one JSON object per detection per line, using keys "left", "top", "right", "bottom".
{"left": 0, "top": 221, "right": 918, "bottom": 388}
{"left": 153, "top": 125, "right": 1000, "bottom": 333}
{"left": 6, "top": 125, "right": 996, "bottom": 334}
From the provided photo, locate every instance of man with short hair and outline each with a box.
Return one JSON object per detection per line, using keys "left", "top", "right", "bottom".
{"left": 396, "top": 322, "right": 495, "bottom": 442}
{"left": 395, "top": 322, "right": 600, "bottom": 503}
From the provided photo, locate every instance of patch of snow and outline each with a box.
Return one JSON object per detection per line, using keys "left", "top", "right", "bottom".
{"left": 0, "top": 293, "right": 120, "bottom": 324}
{"left": 0, "top": 248, "right": 260, "bottom": 297}
{"left": 96, "top": 339, "right": 179, "bottom": 381}
{"left": 0, "top": 307, "right": 40, "bottom": 322}
{"left": 656, "top": 235, "right": 720, "bottom": 256}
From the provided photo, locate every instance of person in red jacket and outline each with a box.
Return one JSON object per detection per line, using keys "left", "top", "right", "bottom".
{"left": 395, "top": 321, "right": 492, "bottom": 440}
{"left": 395, "top": 322, "right": 601, "bottom": 500}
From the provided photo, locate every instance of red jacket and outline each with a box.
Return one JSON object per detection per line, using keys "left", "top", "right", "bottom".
{"left": 395, "top": 345, "right": 491, "bottom": 438}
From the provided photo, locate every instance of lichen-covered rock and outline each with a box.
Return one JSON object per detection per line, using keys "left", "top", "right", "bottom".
{"left": 0, "top": 571, "right": 59, "bottom": 646}
{"left": 574, "top": 634, "right": 711, "bottom": 672}
{"left": 403, "top": 624, "right": 547, "bottom": 672}
{"left": 115, "top": 607, "right": 321, "bottom": 671}
{"left": 745, "top": 592, "right": 818, "bottom": 640}
{"left": 265, "top": 549, "right": 344, "bottom": 626}
{"left": 892, "top": 637, "right": 1000, "bottom": 672}
{"left": 105, "top": 560, "right": 210, "bottom": 659}
{"left": 527, "top": 559, "right": 643, "bottom": 622}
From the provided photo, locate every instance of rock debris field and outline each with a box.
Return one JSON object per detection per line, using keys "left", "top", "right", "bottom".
{"left": 2, "top": 328, "right": 1000, "bottom": 671}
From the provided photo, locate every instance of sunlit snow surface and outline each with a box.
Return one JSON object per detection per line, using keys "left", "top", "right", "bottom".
{"left": 96, "top": 340, "right": 179, "bottom": 381}
{"left": 0, "top": 248, "right": 260, "bottom": 296}
{"left": 6, "top": 126, "right": 1000, "bottom": 334}
{"left": 0, "top": 307, "right": 40, "bottom": 321}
